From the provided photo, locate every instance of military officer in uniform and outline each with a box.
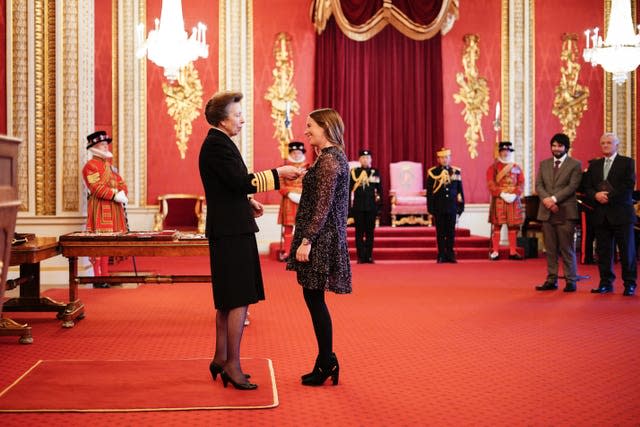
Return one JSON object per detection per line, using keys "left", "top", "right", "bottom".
{"left": 350, "top": 149, "right": 381, "bottom": 263}
{"left": 277, "top": 141, "right": 309, "bottom": 260}
{"left": 427, "top": 148, "right": 465, "bottom": 263}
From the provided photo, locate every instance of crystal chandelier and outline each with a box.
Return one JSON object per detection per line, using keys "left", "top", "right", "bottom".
{"left": 583, "top": 0, "right": 640, "bottom": 85}
{"left": 136, "top": 0, "right": 209, "bottom": 81}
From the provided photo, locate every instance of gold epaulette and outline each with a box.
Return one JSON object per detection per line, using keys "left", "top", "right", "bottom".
{"left": 251, "top": 169, "right": 277, "bottom": 193}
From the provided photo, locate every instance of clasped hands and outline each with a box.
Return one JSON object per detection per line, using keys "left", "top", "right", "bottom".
{"left": 542, "top": 196, "right": 559, "bottom": 213}
{"left": 595, "top": 191, "right": 609, "bottom": 204}
{"left": 499, "top": 192, "right": 517, "bottom": 203}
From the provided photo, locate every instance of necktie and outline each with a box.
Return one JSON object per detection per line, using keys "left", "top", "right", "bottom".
{"left": 603, "top": 158, "right": 612, "bottom": 179}
{"left": 553, "top": 160, "right": 560, "bottom": 176}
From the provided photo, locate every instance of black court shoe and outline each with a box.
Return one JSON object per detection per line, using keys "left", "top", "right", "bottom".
{"left": 220, "top": 371, "right": 258, "bottom": 390}
{"left": 209, "top": 361, "right": 250, "bottom": 381}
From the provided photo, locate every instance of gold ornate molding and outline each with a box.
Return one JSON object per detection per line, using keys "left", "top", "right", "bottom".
{"left": 162, "top": 63, "right": 204, "bottom": 159}
{"left": 34, "top": 0, "right": 57, "bottom": 215}
{"left": 551, "top": 34, "right": 589, "bottom": 144}
{"left": 312, "top": 0, "right": 456, "bottom": 41}
{"left": 453, "top": 34, "right": 489, "bottom": 159}
{"left": 264, "top": 33, "right": 300, "bottom": 160}
{"left": 11, "top": 0, "right": 29, "bottom": 211}
{"left": 62, "top": 0, "right": 80, "bottom": 211}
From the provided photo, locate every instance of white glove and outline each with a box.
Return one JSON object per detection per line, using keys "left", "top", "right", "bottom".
{"left": 287, "top": 192, "right": 301, "bottom": 204}
{"left": 114, "top": 190, "right": 128, "bottom": 205}
{"left": 500, "top": 192, "right": 516, "bottom": 203}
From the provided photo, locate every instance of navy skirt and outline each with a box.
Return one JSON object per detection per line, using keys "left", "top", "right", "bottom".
{"left": 209, "top": 233, "right": 265, "bottom": 310}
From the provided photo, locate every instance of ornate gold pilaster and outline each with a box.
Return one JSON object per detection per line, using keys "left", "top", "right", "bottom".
{"left": 112, "top": 0, "right": 119, "bottom": 166}
{"left": 137, "top": 0, "right": 147, "bottom": 206}
{"left": 34, "top": 0, "right": 57, "bottom": 215}
{"left": 219, "top": 0, "right": 254, "bottom": 169}
{"left": 62, "top": 0, "right": 80, "bottom": 212}
{"left": 11, "top": 1, "right": 29, "bottom": 211}
{"left": 603, "top": 0, "right": 637, "bottom": 159}
{"left": 502, "top": 0, "right": 535, "bottom": 194}
{"left": 119, "top": 0, "right": 137, "bottom": 206}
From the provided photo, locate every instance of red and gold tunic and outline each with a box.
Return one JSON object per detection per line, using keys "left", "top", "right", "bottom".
{"left": 278, "top": 159, "right": 308, "bottom": 226}
{"left": 82, "top": 157, "right": 128, "bottom": 232}
{"left": 486, "top": 160, "right": 524, "bottom": 226}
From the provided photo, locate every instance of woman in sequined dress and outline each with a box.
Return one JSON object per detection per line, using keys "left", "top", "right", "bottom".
{"left": 287, "top": 108, "right": 352, "bottom": 386}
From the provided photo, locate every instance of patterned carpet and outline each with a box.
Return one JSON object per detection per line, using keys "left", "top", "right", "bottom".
{"left": 1, "top": 256, "right": 638, "bottom": 426}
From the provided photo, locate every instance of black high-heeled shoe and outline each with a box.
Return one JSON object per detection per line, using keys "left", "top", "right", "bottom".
{"left": 220, "top": 371, "right": 258, "bottom": 390}
{"left": 301, "top": 354, "right": 339, "bottom": 386}
{"left": 209, "top": 362, "right": 250, "bottom": 381}
{"left": 301, "top": 356, "right": 321, "bottom": 381}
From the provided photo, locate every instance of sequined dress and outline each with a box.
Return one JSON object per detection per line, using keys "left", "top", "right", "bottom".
{"left": 287, "top": 146, "right": 352, "bottom": 293}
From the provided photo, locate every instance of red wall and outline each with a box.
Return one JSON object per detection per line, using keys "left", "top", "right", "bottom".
{"left": 94, "top": 0, "right": 113, "bottom": 137}
{"left": 535, "top": 0, "right": 604, "bottom": 169}
{"left": 442, "top": 1, "right": 502, "bottom": 203}
{"left": 252, "top": 0, "right": 316, "bottom": 205}
{"left": 145, "top": 0, "right": 218, "bottom": 204}
{"left": 0, "top": 4, "right": 7, "bottom": 134}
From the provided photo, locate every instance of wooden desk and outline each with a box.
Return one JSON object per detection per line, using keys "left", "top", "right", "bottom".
{"left": 58, "top": 232, "right": 210, "bottom": 328}
{"left": 2, "top": 237, "right": 62, "bottom": 343}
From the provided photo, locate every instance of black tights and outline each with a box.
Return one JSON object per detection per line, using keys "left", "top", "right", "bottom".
{"left": 303, "top": 288, "right": 333, "bottom": 363}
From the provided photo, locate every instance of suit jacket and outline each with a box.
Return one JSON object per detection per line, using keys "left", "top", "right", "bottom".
{"left": 535, "top": 156, "right": 582, "bottom": 221}
{"left": 198, "top": 128, "right": 280, "bottom": 238}
{"left": 583, "top": 154, "right": 637, "bottom": 225}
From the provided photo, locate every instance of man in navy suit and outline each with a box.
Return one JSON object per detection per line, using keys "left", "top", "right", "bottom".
{"left": 584, "top": 133, "right": 637, "bottom": 296}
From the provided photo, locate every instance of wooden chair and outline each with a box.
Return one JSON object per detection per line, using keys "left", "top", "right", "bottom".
{"left": 153, "top": 194, "right": 205, "bottom": 233}
{"left": 389, "top": 161, "right": 430, "bottom": 226}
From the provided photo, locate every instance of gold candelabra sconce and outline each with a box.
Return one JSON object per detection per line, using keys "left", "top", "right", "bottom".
{"left": 453, "top": 33, "right": 489, "bottom": 159}
{"left": 162, "top": 62, "right": 204, "bottom": 159}
{"left": 552, "top": 33, "right": 589, "bottom": 144}
{"left": 265, "top": 32, "right": 299, "bottom": 159}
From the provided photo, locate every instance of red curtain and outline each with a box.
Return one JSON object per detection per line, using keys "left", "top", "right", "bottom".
{"left": 314, "top": 14, "right": 443, "bottom": 224}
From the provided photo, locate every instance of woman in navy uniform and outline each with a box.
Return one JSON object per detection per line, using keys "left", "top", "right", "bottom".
{"left": 199, "top": 91, "right": 300, "bottom": 390}
{"left": 426, "top": 148, "right": 465, "bottom": 263}
{"left": 349, "top": 149, "right": 381, "bottom": 263}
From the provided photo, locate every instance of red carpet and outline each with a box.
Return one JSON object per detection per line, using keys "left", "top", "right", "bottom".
{"left": 0, "top": 358, "right": 277, "bottom": 412}
{"left": 269, "top": 226, "right": 519, "bottom": 261}
{"left": 1, "top": 256, "right": 638, "bottom": 426}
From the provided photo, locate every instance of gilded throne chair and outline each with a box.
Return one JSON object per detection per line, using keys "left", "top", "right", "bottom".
{"left": 389, "top": 161, "right": 431, "bottom": 227}
{"left": 153, "top": 194, "right": 206, "bottom": 233}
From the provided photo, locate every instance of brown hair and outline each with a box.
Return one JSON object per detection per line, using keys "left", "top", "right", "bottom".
{"left": 309, "top": 108, "right": 344, "bottom": 148}
{"left": 205, "top": 91, "right": 243, "bottom": 126}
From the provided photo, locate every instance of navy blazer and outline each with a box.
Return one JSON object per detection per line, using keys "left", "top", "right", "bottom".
{"left": 584, "top": 154, "right": 636, "bottom": 225}
{"left": 198, "top": 128, "right": 280, "bottom": 238}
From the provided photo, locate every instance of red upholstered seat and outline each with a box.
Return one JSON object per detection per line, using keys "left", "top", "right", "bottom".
{"left": 153, "top": 194, "right": 205, "bottom": 233}
{"left": 389, "top": 161, "right": 431, "bottom": 227}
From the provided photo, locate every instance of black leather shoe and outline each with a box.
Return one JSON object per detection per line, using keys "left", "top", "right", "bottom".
{"left": 93, "top": 282, "right": 111, "bottom": 289}
{"left": 591, "top": 285, "right": 614, "bottom": 294}
{"left": 367, "top": 258, "right": 375, "bottom": 264}
{"left": 623, "top": 285, "right": 636, "bottom": 296}
{"left": 535, "top": 282, "right": 558, "bottom": 291}
{"left": 509, "top": 253, "right": 523, "bottom": 260}
{"left": 437, "top": 256, "right": 445, "bottom": 264}
{"left": 446, "top": 257, "right": 457, "bottom": 263}
{"left": 563, "top": 283, "right": 577, "bottom": 292}
{"left": 489, "top": 253, "right": 500, "bottom": 261}
{"left": 356, "top": 259, "right": 365, "bottom": 264}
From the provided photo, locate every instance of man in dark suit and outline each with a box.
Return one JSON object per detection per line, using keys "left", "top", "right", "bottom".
{"left": 427, "top": 148, "right": 464, "bottom": 263}
{"left": 349, "top": 149, "right": 381, "bottom": 263}
{"left": 534, "top": 133, "right": 582, "bottom": 292}
{"left": 584, "top": 132, "right": 637, "bottom": 296}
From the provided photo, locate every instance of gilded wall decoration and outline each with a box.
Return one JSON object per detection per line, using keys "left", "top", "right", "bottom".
{"left": 162, "top": 62, "right": 204, "bottom": 159}
{"left": 264, "top": 33, "right": 300, "bottom": 160}
{"left": 551, "top": 34, "right": 589, "bottom": 143}
{"left": 453, "top": 34, "right": 489, "bottom": 159}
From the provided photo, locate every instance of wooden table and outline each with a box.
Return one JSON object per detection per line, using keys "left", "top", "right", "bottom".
{"left": 58, "top": 232, "right": 211, "bottom": 328}
{"left": 2, "top": 237, "right": 63, "bottom": 343}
